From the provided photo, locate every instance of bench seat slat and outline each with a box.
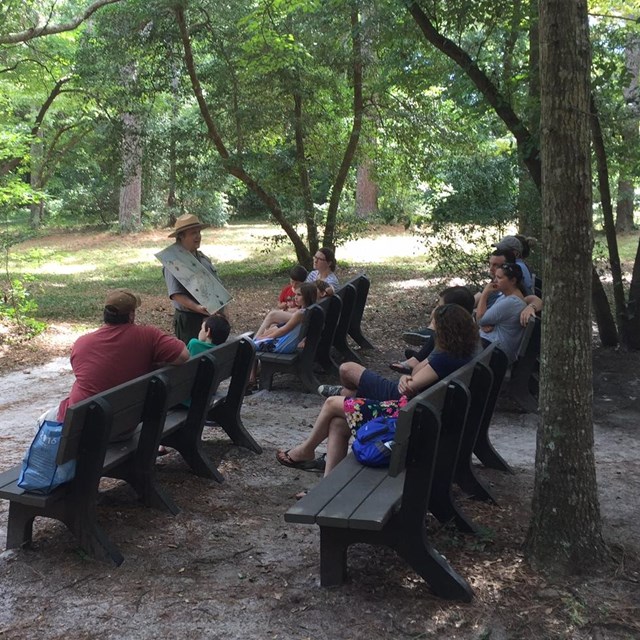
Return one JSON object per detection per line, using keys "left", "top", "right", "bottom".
{"left": 316, "top": 465, "right": 389, "bottom": 528}
{"left": 0, "top": 466, "right": 67, "bottom": 507}
{"left": 347, "top": 472, "right": 405, "bottom": 530}
{"left": 284, "top": 455, "right": 364, "bottom": 524}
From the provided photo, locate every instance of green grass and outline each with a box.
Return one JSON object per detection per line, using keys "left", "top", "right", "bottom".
{"left": 5, "top": 222, "right": 634, "bottom": 326}
{"left": 3, "top": 223, "right": 433, "bottom": 323}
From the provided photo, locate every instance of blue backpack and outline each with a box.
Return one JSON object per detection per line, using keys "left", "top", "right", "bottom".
{"left": 352, "top": 415, "right": 397, "bottom": 467}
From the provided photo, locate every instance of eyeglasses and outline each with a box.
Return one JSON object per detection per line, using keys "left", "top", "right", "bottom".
{"left": 313, "top": 255, "right": 327, "bottom": 261}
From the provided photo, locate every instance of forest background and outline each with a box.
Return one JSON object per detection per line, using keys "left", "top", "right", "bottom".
{"left": 1, "top": 0, "right": 640, "bottom": 596}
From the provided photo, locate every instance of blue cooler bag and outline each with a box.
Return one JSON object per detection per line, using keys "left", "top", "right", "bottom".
{"left": 17, "top": 408, "right": 76, "bottom": 494}
{"left": 352, "top": 415, "right": 397, "bottom": 467}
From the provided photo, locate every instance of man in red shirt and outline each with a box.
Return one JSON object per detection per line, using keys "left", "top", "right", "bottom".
{"left": 57, "top": 288, "right": 189, "bottom": 421}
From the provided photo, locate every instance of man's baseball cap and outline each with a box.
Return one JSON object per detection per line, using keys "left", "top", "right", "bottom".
{"left": 104, "top": 288, "right": 141, "bottom": 314}
{"left": 493, "top": 235, "right": 523, "bottom": 254}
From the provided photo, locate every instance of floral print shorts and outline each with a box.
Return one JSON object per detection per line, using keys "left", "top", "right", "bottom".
{"left": 344, "top": 395, "right": 409, "bottom": 436}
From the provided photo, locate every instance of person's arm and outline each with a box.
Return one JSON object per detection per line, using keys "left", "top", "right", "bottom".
{"left": 262, "top": 310, "right": 303, "bottom": 339}
{"left": 398, "top": 363, "right": 439, "bottom": 398}
{"left": 170, "top": 347, "right": 190, "bottom": 364}
{"left": 476, "top": 281, "right": 497, "bottom": 324}
{"left": 170, "top": 293, "right": 209, "bottom": 316}
{"left": 520, "top": 295, "right": 543, "bottom": 326}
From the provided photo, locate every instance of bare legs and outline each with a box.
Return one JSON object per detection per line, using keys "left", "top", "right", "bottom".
{"left": 335, "top": 362, "right": 366, "bottom": 398}
{"left": 255, "top": 310, "right": 293, "bottom": 338}
{"left": 278, "top": 396, "right": 351, "bottom": 476}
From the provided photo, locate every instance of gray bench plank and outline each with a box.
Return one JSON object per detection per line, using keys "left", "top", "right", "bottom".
{"left": 316, "top": 465, "right": 388, "bottom": 528}
{"left": 347, "top": 472, "right": 405, "bottom": 530}
{"left": 284, "top": 454, "right": 364, "bottom": 524}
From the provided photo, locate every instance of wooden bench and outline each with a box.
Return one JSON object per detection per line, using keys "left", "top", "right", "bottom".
{"left": 285, "top": 381, "right": 473, "bottom": 601}
{"left": 314, "top": 294, "right": 342, "bottom": 374}
{"left": 159, "top": 335, "right": 261, "bottom": 483}
{"left": 503, "top": 315, "right": 541, "bottom": 413}
{"left": 0, "top": 369, "right": 178, "bottom": 566}
{"left": 347, "top": 273, "right": 375, "bottom": 350}
{"left": 472, "top": 345, "right": 513, "bottom": 474}
{"left": 258, "top": 303, "right": 325, "bottom": 392}
{"left": 0, "top": 336, "right": 258, "bottom": 564}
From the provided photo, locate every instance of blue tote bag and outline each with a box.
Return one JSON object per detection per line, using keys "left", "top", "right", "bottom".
{"left": 17, "top": 407, "right": 76, "bottom": 494}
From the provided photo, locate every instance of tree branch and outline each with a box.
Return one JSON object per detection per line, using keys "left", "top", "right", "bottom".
{"left": 174, "top": 4, "right": 311, "bottom": 264}
{"left": 323, "top": 1, "right": 364, "bottom": 248}
{"left": 406, "top": 1, "right": 541, "bottom": 189}
{"left": 0, "top": 0, "right": 123, "bottom": 45}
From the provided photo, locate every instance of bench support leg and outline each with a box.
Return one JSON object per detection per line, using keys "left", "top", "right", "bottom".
{"left": 6, "top": 502, "right": 35, "bottom": 549}
{"left": 209, "top": 402, "right": 262, "bottom": 454}
{"left": 319, "top": 527, "right": 349, "bottom": 587}
{"left": 454, "top": 464, "right": 497, "bottom": 504}
{"left": 395, "top": 530, "right": 473, "bottom": 602}
{"left": 473, "top": 436, "right": 514, "bottom": 474}
{"left": 162, "top": 429, "right": 225, "bottom": 483}
{"left": 73, "top": 516, "right": 125, "bottom": 567}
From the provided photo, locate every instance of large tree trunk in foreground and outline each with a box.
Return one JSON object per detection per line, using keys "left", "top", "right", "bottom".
{"left": 526, "top": 0, "right": 604, "bottom": 571}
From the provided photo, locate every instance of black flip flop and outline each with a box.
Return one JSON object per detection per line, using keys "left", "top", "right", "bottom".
{"left": 276, "top": 449, "right": 318, "bottom": 470}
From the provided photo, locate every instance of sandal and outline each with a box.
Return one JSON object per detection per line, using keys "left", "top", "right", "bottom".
{"left": 276, "top": 449, "right": 318, "bottom": 470}
{"left": 389, "top": 362, "right": 412, "bottom": 375}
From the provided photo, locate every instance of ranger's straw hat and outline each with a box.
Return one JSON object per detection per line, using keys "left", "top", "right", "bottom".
{"left": 168, "top": 213, "right": 209, "bottom": 238}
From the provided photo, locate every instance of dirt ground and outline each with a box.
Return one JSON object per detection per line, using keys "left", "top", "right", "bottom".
{"left": 1, "top": 235, "right": 639, "bottom": 639}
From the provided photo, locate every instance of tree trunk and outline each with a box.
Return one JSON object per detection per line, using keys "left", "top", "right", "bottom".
{"left": 591, "top": 266, "right": 619, "bottom": 347}
{"left": 356, "top": 160, "right": 378, "bottom": 218}
{"left": 175, "top": 6, "right": 311, "bottom": 267}
{"left": 29, "top": 130, "right": 44, "bottom": 229}
{"left": 167, "top": 63, "right": 180, "bottom": 226}
{"left": 590, "top": 96, "right": 624, "bottom": 343}
{"left": 615, "top": 178, "right": 635, "bottom": 232}
{"left": 518, "top": 0, "right": 541, "bottom": 240}
{"left": 624, "top": 237, "right": 640, "bottom": 349}
{"left": 118, "top": 111, "right": 142, "bottom": 232}
{"left": 525, "top": 0, "right": 604, "bottom": 571}
{"left": 322, "top": 1, "right": 364, "bottom": 249}
{"left": 616, "top": 31, "right": 639, "bottom": 232}
{"left": 293, "top": 91, "right": 319, "bottom": 255}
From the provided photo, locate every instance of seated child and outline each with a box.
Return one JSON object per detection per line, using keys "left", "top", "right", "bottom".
{"left": 278, "top": 265, "right": 308, "bottom": 310}
{"left": 187, "top": 315, "right": 231, "bottom": 357}
{"left": 315, "top": 279, "right": 334, "bottom": 299}
{"left": 255, "top": 282, "right": 317, "bottom": 354}
{"left": 177, "top": 315, "right": 232, "bottom": 414}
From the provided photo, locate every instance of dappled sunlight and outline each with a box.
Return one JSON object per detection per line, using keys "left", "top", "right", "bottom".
{"left": 341, "top": 233, "right": 428, "bottom": 264}
{"left": 199, "top": 243, "right": 252, "bottom": 262}
{"left": 31, "top": 262, "right": 98, "bottom": 275}
{"left": 388, "top": 277, "right": 442, "bottom": 290}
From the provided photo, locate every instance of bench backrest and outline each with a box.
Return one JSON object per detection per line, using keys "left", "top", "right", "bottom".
{"left": 162, "top": 335, "right": 255, "bottom": 412}
{"left": 294, "top": 302, "right": 324, "bottom": 353}
{"left": 515, "top": 315, "right": 537, "bottom": 361}
{"left": 348, "top": 274, "right": 369, "bottom": 330}
{"left": 57, "top": 372, "right": 159, "bottom": 465}
{"left": 315, "top": 294, "right": 342, "bottom": 361}
{"left": 333, "top": 283, "right": 357, "bottom": 343}
{"left": 388, "top": 380, "right": 448, "bottom": 477}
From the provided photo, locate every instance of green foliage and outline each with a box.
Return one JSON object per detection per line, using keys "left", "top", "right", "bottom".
{"left": 425, "top": 153, "right": 518, "bottom": 228}
{"left": 417, "top": 222, "right": 495, "bottom": 290}
{"left": 0, "top": 275, "right": 46, "bottom": 338}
